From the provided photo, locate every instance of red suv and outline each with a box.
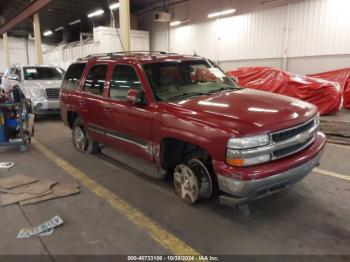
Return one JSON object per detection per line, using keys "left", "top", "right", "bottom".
{"left": 60, "top": 52, "right": 326, "bottom": 206}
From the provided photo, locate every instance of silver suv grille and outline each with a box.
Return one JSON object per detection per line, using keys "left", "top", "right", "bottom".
{"left": 46, "top": 88, "right": 60, "bottom": 99}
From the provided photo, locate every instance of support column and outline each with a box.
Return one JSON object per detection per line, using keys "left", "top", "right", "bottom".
{"left": 33, "top": 13, "right": 43, "bottom": 64}
{"left": 3, "top": 33, "right": 10, "bottom": 67}
{"left": 119, "top": 0, "right": 131, "bottom": 52}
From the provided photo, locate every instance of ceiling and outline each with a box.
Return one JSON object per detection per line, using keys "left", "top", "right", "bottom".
{"left": 0, "top": 0, "right": 161, "bottom": 43}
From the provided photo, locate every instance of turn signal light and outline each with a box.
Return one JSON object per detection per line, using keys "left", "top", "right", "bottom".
{"left": 226, "top": 158, "right": 244, "bottom": 167}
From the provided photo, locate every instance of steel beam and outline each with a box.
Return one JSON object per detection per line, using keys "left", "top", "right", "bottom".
{"left": 0, "top": 0, "right": 54, "bottom": 35}
{"left": 119, "top": 0, "right": 131, "bottom": 52}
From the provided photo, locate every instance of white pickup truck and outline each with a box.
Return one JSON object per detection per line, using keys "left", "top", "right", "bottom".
{"left": 1, "top": 64, "right": 65, "bottom": 115}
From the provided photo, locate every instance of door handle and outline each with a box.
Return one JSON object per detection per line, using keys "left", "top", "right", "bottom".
{"left": 104, "top": 107, "right": 111, "bottom": 111}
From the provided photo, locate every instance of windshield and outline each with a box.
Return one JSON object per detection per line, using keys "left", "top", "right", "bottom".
{"left": 143, "top": 59, "right": 240, "bottom": 101}
{"left": 24, "top": 67, "right": 64, "bottom": 80}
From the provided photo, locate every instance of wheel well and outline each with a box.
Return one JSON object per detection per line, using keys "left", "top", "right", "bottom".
{"left": 160, "top": 138, "right": 212, "bottom": 173}
{"left": 67, "top": 111, "right": 79, "bottom": 129}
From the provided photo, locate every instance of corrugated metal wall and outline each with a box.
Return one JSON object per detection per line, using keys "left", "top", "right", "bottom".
{"left": 141, "top": 0, "right": 350, "bottom": 72}
{"left": 0, "top": 37, "right": 36, "bottom": 72}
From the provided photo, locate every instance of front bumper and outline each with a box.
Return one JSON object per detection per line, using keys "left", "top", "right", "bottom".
{"left": 31, "top": 98, "right": 61, "bottom": 115}
{"left": 215, "top": 132, "right": 326, "bottom": 206}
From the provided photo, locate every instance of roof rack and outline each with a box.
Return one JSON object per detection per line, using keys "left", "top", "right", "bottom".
{"left": 76, "top": 51, "right": 177, "bottom": 61}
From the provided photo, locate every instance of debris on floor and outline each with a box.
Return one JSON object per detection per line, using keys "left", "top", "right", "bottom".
{"left": 20, "top": 182, "right": 80, "bottom": 206}
{"left": 0, "top": 174, "right": 38, "bottom": 189}
{"left": 0, "top": 162, "right": 15, "bottom": 170}
{"left": 17, "top": 215, "right": 64, "bottom": 239}
{"left": 0, "top": 175, "right": 80, "bottom": 207}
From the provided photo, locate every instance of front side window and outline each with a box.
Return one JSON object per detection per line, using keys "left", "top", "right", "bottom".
{"left": 62, "top": 63, "right": 86, "bottom": 90}
{"left": 109, "top": 65, "right": 142, "bottom": 100}
{"left": 83, "top": 64, "right": 108, "bottom": 96}
{"left": 14, "top": 68, "right": 22, "bottom": 81}
{"left": 143, "top": 59, "right": 240, "bottom": 101}
{"left": 24, "top": 67, "right": 64, "bottom": 80}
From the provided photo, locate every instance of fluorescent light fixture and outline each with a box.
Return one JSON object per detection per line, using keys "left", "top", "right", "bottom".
{"left": 170, "top": 19, "right": 191, "bottom": 27}
{"left": 170, "top": 21, "right": 182, "bottom": 26}
{"left": 109, "top": 3, "right": 120, "bottom": 10}
{"left": 87, "top": 9, "right": 105, "bottom": 18}
{"left": 43, "top": 30, "right": 53, "bottom": 36}
{"left": 208, "top": 8, "right": 236, "bottom": 18}
{"left": 69, "top": 19, "right": 81, "bottom": 25}
{"left": 54, "top": 26, "right": 64, "bottom": 31}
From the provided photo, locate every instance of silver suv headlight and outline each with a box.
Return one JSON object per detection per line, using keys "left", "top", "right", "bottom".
{"left": 30, "top": 88, "right": 46, "bottom": 98}
{"left": 226, "top": 134, "right": 270, "bottom": 167}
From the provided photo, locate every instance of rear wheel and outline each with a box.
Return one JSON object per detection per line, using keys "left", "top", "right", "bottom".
{"left": 72, "top": 117, "right": 99, "bottom": 154}
{"left": 173, "top": 156, "right": 213, "bottom": 204}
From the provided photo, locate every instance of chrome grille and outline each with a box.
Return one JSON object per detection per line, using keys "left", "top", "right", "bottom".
{"left": 272, "top": 120, "right": 315, "bottom": 143}
{"left": 46, "top": 88, "right": 60, "bottom": 99}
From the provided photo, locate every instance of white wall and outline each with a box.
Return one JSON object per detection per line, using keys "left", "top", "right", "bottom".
{"left": 0, "top": 37, "right": 36, "bottom": 73}
{"left": 43, "top": 27, "right": 150, "bottom": 70}
{"left": 139, "top": 0, "right": 350, "bottom": 74}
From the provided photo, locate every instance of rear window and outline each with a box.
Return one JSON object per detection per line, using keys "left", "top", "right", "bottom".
{"left": 24, "top": 67, "right": 64, "bottom": 80}
{"left": 62, "top": 63, "right": 87, "bottom": 90}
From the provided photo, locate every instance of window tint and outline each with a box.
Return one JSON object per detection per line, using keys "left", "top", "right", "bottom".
{"left": 84, "top": 64, "right": 108, "bottom": 96}
{"left": 62, "top": 63, "right": 86, "bottom": 90}
{"left": 110, "top": 65, "right": 142, "bottom": 100}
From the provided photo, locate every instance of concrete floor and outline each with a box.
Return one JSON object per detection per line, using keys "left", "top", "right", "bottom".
{"left": 0, "top": 117, "right": 349, "bottom": 258}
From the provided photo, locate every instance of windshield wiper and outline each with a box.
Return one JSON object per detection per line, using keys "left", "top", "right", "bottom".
{"left": 207, "top": 86, "right": 240, "bottom": 94}
{"left": 168, "top": 92, "right": 209, "bottom": 101}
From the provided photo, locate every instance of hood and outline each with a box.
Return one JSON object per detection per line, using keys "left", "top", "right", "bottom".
{"left": 164, "top": 89, "right": 317, "bottom": 136}
{"left": 23, "top": 80, "right": 62, "bottom": 89}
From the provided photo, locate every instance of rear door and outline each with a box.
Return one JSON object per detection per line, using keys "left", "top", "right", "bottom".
{"left": 80, "top": 63, "right": 111, "bottom": 144}
{"left": 103, "top": 63, "right": 154, "bottom": 163}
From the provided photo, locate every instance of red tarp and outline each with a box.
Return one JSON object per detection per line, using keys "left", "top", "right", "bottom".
{"left": 307, "top": 68, "right": 350, "bottom": 110}
{"left": 227, "top": 67, "right": 343, "bottom": 115}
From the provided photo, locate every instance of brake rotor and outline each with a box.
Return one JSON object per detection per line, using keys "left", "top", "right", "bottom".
{"left": 187, "top": 158, "right": 213, "bottom": 199}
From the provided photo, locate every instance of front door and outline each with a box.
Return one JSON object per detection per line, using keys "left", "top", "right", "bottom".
{"left": 103, "top": 64, "right": 154, "bottom": 163}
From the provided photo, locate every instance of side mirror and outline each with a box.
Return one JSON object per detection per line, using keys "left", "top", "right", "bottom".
{"left": 126, "top": 88, "right": 145, "bottom": 105}
{"left": 9, "top": 75, "right": 20, "bottom": 82}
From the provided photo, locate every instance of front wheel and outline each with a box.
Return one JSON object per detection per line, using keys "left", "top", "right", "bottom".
{"left": 72, "top": 117, "right": 99, "bottom": 154}
{"left": 173, "top": 158, "right": 213, "bottom": 204}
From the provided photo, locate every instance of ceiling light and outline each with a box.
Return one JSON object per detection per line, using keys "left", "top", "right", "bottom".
{"left": 87, "top": 9, "right": 105, "bottom": 18}
{"left": 43, "top": 30, "right": 53, "bottom": 36}
{"left": 69, "top": 19, "right": 81, "bottom": 25}
{"left": 54, "top": 26, "right": 64, "bottom": 31}
{"left": 170, "top": 21, "right": 182, "bottom": 26}
{"left": 109, "top": 3, "right": 120, "bottom": 10}
{"left": 170, "top": 19, "right": 191, "bottom": 27}
{"left": 208, "top": 8, "right": 236, "bottom": 18}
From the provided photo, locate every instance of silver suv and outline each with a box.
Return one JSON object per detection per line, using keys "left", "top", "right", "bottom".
{"left": 1, "top": 64, "right": 65, "bottom": 115}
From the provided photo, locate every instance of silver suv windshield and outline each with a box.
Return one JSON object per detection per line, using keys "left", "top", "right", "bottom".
{"left": 24, "top": 67, "right": 64, "bottom": 81}
{"left": 143, "top": 59, "right": 240, "bottom": 101}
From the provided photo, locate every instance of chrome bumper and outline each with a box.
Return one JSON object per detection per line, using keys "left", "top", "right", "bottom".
{"left": 218, "top": 150, "right": 323, "bottom": 206}
{"left": 31, "top": 98, "right": 60, "bottom": 115}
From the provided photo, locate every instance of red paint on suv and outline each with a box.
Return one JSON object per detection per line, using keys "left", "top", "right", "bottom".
{"left": 60, "top": 53, "right": 326, "bottom": 206}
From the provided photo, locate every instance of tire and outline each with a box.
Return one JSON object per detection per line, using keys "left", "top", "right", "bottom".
{"left": 72, "top": 117, "right": 99, "bottom": 154}
{"left": 173, "top": 151, "right": 214, "bottom": 204}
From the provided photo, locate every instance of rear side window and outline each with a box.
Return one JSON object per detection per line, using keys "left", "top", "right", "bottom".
{"left": 62, "top": 63, "right": 86, "bottom": 90}
{"left": 83, "top": 64, "right": 108, "bottom": 96}
{"left": 109, "top": 65, "right": 142, "bottom": 100}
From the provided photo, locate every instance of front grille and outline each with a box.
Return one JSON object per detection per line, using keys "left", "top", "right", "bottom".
{"left": 272, "top": 119, "right": 315, "bottom": 142}
{"left": 46, "top": 88, "right": 60, "bottom": 99}
{"left": 273, "top": 136, "right": 314, "bottom": 158}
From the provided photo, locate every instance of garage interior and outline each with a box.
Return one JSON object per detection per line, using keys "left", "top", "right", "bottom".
{"left": 0, "top": 0, "right": 349, "bottom": 261}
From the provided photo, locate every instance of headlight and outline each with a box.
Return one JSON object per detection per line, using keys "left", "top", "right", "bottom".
{"left": 30, "top": 88, "right": 45, "bottom": 97}
{"left": 227, "top": 134, "right": 270, "bottom": 149}
{"left": 226, "top": 134, "right": 270, "bottom": 167}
